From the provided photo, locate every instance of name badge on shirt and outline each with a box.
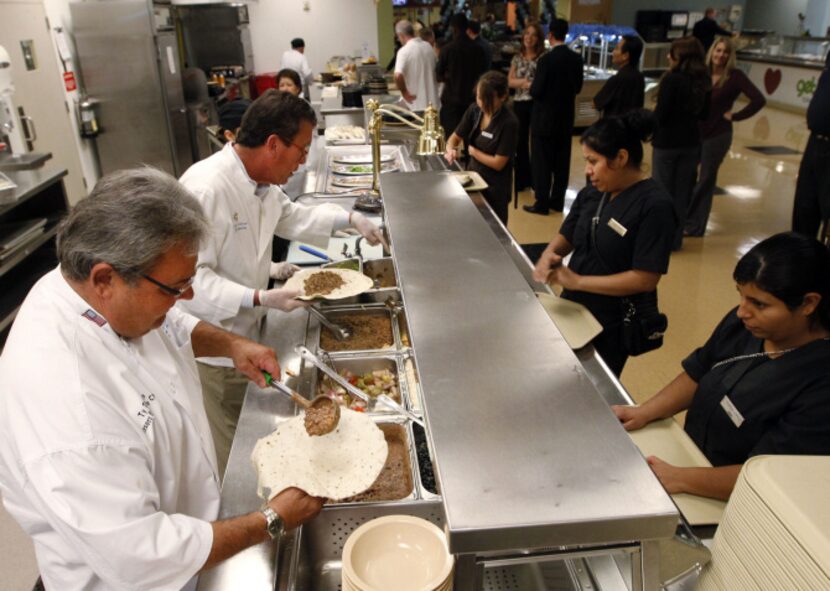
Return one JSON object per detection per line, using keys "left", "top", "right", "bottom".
{"left": 234, "top": 221, "right": 249, "bottom": 232}
{"left": 608, "top": 218, "right": 628, "bottom": 237}
{"left": 720, "top": 395, "right": 745, "bottom": 428}
{"left": 480, "top": 130, "right": 494, "bottom": 139}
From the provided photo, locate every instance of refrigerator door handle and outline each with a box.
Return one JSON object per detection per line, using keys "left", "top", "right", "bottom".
{"left": 21, "top": 115, "right": 37, "bottom": 142}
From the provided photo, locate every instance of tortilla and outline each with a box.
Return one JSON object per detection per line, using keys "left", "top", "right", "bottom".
{"left": 251, "top": 408, "right": 388, "bottom": 500}
{"left": 285, "top": 267, "right": 374, "bottom": 301}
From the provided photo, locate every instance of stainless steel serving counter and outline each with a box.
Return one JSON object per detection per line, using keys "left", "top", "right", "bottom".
{"left": 381, "top": 172, "right": 677, "bottom": 559}
{"left": 198, "top": 160, "right": 682, "bottom": 591}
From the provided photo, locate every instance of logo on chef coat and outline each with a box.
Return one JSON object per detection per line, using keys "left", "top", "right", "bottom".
{"left": 137, "top": 392, "right": 156, "bottom": 433}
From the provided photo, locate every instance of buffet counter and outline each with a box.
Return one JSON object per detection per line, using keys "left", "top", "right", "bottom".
{"left": 197, "top": 144, "right": 688, "bottom": 591}
{"left": 737, "top": 35, "right": 829, "bottom": 113}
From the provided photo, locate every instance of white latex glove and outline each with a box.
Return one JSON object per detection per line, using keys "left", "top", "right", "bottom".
{"left": 270, "top": 261, "right": 301, "bottom": 280}
{"left": 351, "top": 211, "right": 388, "bottom": 249}
{"left": 259, "top": 288, "right": 308, "bottom": 311}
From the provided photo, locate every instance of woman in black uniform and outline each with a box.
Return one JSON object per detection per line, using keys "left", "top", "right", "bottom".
{"left": 445, "top": 71, "right": 518, "bottom": 224}
{"left": 532, "top": 110, "right": 675, "bottom": 376}
{"left": 614, "top": 233, "right": 830, "bottom": 500}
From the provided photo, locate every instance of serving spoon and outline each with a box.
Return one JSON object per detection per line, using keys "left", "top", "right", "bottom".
{"left": 262, "top": 371, "right": 340, "bottom": 436}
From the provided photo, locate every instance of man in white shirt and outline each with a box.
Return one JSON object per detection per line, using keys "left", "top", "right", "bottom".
{"left": 280, "top": 38, "right": 313, "bottom": 97}
{"left": 394, "top": 20, "right": 440, "bottom": 111}
{"left": 0, "top": 168, "right": 322, "bottom": 591}
{"left": 178, "top": 90, "right": 385, "bottom": 474}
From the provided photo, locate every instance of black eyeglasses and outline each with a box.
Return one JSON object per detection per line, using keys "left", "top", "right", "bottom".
{"left": 281, "top": 137, "right": 310, "bottom": 157}
{"left": 141, "top": 273, "right": 195, "bottom": 298}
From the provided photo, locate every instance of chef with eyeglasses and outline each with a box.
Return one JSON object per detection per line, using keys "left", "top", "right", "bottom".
{"left": 0, "top": 168, "right": 323, "bottom": 590}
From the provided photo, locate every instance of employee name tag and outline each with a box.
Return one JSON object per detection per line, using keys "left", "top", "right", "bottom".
{"left": 480, "top": 130, "right": 494, "bottom": 139}
{"left": 720, "top": 396, "right": 745, "bottom": 428}
{"left": 234, "top": 221, "right": 249, "bottom": 231}
{"left": 607, "top": 218, "right": 627, "bottom": 237}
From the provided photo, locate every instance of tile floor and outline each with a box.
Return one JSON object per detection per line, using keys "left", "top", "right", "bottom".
{"left": 0, "top": 104, "right": 809, "bottom": 589}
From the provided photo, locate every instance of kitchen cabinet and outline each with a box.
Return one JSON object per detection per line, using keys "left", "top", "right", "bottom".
{"left": 0, "top": 168, "right": 68, "bottom": 347}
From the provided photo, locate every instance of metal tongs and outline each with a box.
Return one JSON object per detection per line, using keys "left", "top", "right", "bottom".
{"left": 308, "top": 306, "right": 352, "bottom": 341}
{"left": 295, "top": 345, "right": 424, "bottom": 427}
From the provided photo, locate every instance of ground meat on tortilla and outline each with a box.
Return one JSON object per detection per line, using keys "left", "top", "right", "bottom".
{"left": 304, "top": 271, "right": 345, "bottom": 296}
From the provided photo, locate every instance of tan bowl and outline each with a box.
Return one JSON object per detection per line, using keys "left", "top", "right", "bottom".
{"left": 342, "top": 515, "right": 454, "bottom": 590}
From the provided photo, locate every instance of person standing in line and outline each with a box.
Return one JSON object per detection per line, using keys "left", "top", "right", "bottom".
{"left": 393, "top": 19, "right": 440, "bottom": 112}
{"left": 508, "top": 22, "right": 546, "bottom": 193}
{"left": 280, "top": 38, "right": 313, "bottom": 98}
{"left": 651, "top": 36, "right": 711, "bottom": 251}
{"left": 592, "top": 35, "right": 645, "bottom": 119}
{"left": 445, "top": 71, "right": 519, "bottom": 224}
{"left": 467, "top": 20, "right": 494, "bottom": 71}
{"left": 437, "top": 13, "right": 487, "bottom": 140}
{"left": 791, "top": 50, "right": 830, "bottom": 238}
{"left": 531, "top": 110, "right": 675, "bottom": 376}
{"left": 177, "top": 91, "right": 385, "bottom": 475}
{"left": 686, "top": 37, "right": 765, "bottom": 237}
{"left": 525, "top": 18, "right": 584, "bottom": 215}
{"left": 692, "top": 8, "right": 736, "bottom": 54}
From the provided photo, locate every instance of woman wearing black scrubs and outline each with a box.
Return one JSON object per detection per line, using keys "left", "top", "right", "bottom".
{"left": 444, "top": 71, "right": 519, "bottom": 224}
{"left": 532, "top": 110, "right": 676, "bottom": 376}
{"left": 614, "top": 233, "right": 830, "bottom": 500}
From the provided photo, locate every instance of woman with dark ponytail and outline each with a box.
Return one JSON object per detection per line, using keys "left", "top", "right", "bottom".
{"left": 532, "top": 109, "right": 675, "bottom": 376}
{"left": 614, "top": 232, "right": 830, "bottom": 500}
{"left": 651, "top": 36, "right": 711, "bottom": 251}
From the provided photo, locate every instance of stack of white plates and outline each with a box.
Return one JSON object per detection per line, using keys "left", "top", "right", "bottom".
{"left": 698, "top": 455, "right": 830, "bottom": 590}
{"left": 342, "top": 515, "right": 454, "bottom": 590}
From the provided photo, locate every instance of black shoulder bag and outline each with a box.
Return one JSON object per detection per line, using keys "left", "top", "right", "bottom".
{"left": 591, "top": 193, "right": 668, "bottom": 356}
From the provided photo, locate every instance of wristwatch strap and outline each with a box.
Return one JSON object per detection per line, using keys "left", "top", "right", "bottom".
{"left": 261, "top": 506, "right": 284, "bottom": 539}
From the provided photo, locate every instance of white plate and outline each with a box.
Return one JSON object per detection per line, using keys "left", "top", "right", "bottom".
{"left": 331, "top": 163, "right": 399, "bottom": 176}
{"left": 333, "top": 153, "right": 395, "bottom": 165}
{"left": 285, "top": 267, "right": 374, "bottom": 300}
{"left": 331, "top": 175, "right": 373, "bottom": 189}
{"left": 451, "top": 170, "right": 488, "bottom": 192}
{"left": 535, "top": 292, "right": 603, "bottom": 350}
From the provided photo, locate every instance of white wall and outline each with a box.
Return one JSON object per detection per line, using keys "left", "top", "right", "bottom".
{"left": 248, "top": 0, "right": 379, "bottom": 75}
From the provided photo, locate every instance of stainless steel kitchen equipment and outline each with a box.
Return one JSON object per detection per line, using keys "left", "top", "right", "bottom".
{"left": 307, "top": 306, "right": 352, "bottom": 341}
{"left": 175, "top": 4, "right": 253, "bottom": 75}
{"left": 70, "top": 0, "right": 193, "bottom": 176}
{"left": 198, "top": 148, "right": 690, "bottom": 590}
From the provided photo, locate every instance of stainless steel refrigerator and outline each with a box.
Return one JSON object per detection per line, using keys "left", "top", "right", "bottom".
{"left": 70, "top": 0, "right": 193, "bottom": 177}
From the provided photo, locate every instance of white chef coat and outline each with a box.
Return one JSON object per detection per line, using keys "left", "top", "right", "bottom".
{"left": 394, "top": 37, "right": 440, "bottom": 112}
{"left": 178, "top": 143, "right": 340, "bottom": 365}
{"left": 0, "top": 268, "right": 220, "bottom": 591}
{"left": 280, "top": 49, "right": 313, "bottom": 89}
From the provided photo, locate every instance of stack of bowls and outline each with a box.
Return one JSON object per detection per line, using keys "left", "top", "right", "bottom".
{"left": 342, "top": 515, "right": 455, "bottom": 590}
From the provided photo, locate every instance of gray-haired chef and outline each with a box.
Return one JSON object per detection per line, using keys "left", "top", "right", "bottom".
{"left": 0, "top": 168, "right": 322, "bottom": 590}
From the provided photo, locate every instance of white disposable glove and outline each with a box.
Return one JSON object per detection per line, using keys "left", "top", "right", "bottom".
{"left": 259, "top": 288, "right": 308, "bottom": 311}
{"left": 270, "top": 261, "right": 301, "bottom": 280}
{"left": 351, "top": 211, "right": 388, "bottom": 248}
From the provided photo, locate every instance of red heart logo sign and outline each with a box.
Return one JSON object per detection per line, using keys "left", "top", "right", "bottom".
{"left": 764, "top": 68, "right": 782, "bottom": 95}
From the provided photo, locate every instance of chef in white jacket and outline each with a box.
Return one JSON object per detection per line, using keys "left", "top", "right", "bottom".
{"left": 178, "top": 89, "right": 385, "bottom": 474}
{"left": 0, "top": 168, "right": 322, "bottom": 591}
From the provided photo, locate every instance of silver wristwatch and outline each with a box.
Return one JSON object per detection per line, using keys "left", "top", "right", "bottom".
{"left": 261, "top": 506, "right": 284, "bottom": 539}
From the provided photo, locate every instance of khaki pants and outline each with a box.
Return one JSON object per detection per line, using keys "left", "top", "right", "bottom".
{"left": 197, "top": 362, "right": 249, "bottom": 478}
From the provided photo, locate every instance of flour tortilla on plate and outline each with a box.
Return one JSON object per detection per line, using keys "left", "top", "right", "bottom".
{"left": 284, "top": 267, "right": 374, "bottom": 301}
{"left": 251, "top": 408, "right": 388, "bottom": 500}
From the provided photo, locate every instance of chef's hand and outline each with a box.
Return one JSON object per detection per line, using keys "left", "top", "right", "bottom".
{"left": 444, "top": 146, "right": 458, "bottom": 165}
{"left": 646, "top": 456, "right": 687, "bottom": 494}
{"left": 229, "top": 338, "right": 281, "bottom": 388}
{"left": 532, "top": 251, "right": 562, "bottom": 283}
{"left": 269, "top": 261, "right": 301, "bottom": 280}
{"left": 612, "top": 404, "right": 651, "bottom": 431}
{"left": 403, "top": 90, "right": 417, "bottom": 104}
{"left": 351, "top": 211, "right": 388, "bottom": 249}
{"left": 258, "top": 288, "right": 309, "bottom": 311}
{"left": 268, "top": 487, "right": 324, "bottom": 530}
